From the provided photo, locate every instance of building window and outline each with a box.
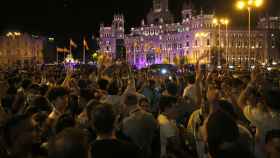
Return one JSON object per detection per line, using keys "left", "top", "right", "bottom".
{"left": 179, "top": 44, "right": 182, "bottom": 48}
{"left": 207, "top": 39, "right": 210, "bottom": 46}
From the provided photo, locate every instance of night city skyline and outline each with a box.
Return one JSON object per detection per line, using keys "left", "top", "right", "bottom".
{"left": 0, "top": 0, "right": 279, "bottom": 36}
{"left": 0, "top": 2, "right": 280, "bottom": 158}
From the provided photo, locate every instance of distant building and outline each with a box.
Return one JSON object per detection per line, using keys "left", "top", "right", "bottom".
{"left": 99, "top": 0, "right": 279, "bottom": 68}
{"left": 257, "top": 16, "right": 280, "bottom": 63}
{"left": 0, "top": 33, "right": 44, "bottom": 67}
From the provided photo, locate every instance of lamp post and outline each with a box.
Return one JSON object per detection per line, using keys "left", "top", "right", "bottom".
{"left": 236, "top": 0, "right": 264, "bottom": 66}
{"left": 213, "top": 18, "right": 230, "bottom": 66}
{"left": 213, "top": 18, "right": 221, "bottom": 66}
{"left": 220, "top": 19, "right": 230, "bottom": 64}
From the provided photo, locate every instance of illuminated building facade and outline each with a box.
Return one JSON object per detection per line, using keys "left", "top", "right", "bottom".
{"left": 0, "top": 33, "right": 44, "bottom": 67}
{"left": 99, "top": 0, "right": 279, "bottom": 68}
{"left": 257, "top": 16, "right": 280, "bottom": 63}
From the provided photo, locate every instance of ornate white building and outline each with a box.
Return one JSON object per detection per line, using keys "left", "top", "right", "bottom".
{"left": 99, "top": 0, "right": 279, "bottom": 68}
{"left": 0, "top": 33, "right": 44, "bottom": 67}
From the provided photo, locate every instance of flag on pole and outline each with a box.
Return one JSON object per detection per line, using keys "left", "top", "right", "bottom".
{"left": 57, "top": 47, "right": 70, "bottom": 53}
{"left": 70, "top": 39, "right": 77, "bottom": 48}
{"left": 57, "top": 47, "right": 64, "bottom": 52}
{"left": 63, "top": 48, "right": 70, "bottom": 53}
{"left": 83, "top": 38, "right": 89, "bottom": 50}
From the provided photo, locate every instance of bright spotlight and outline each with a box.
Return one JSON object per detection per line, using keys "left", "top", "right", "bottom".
{"left": 161, "top": 68, "right": 167, "bottom": 75}
{"left": 267, "top": 67, "right": 272, "bottom": 71}
{"left": 48, "top": 37, "right": 54, "bottom": 41}
{"left": 254, "top": 0, "right": 263, "bottom": 7}
{"left": 236, "top": 1, "right": 246, "bottom": 10}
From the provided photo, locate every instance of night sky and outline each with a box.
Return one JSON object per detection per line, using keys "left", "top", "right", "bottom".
{"left": 0, "top": 0, "right": 279, "bottom": 37}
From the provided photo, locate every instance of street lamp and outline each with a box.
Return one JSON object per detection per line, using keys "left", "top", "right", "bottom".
{"left": 213, "top": 18, "right": 230, "bottom": 66}
{"left": 220, "top": 19, "right": 230, "bottom": 64}
{"left": 6, "top": 32, "right": 22, "bottom": 38}
{"left": 213, "top": 18, "right": 221, "bottom": 66}
{"left": 236, "top": 0, "right": 264, "bottom": 66}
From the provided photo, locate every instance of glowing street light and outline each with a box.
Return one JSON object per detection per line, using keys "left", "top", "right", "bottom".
{"left": 254, "top": 0, "right": 264, "bottom": 7}
{"left": 6, "top": 32, "right": 22, "bottom": 38}
{"left": 212, "top": 17, "right": 230, "bottom": 66}
{"left": 235, "top": 0, "right": 264, "bottom": 66}
{"left": 6, "top": 32, "right": 13, "bottom": 37}
{"left": 220, "top": 19, "right": 230, "bottom": 25}
{"left": 236, "top": 1, "right": 246, "bottom": 10}
{"left": 220, "top": 18, "right": 230, "bottom": 64}
{"left": 48, "top": 37, "right": 55, "bottom": 41}
{"left": 14, "top": 32, "right": 21, "bottom": 36}
{"left": 267, "top": 67, "right": 272, "bottom": 71}
{"left": 212, "top": 18, "right": 219, "bottom": 27}
{"left": 236, "top": 0, "right": 263, "bottom": 9}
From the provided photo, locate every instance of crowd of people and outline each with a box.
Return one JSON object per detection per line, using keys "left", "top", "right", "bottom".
{"left": 0, "top": 55, "right": 279, "bottom": 158}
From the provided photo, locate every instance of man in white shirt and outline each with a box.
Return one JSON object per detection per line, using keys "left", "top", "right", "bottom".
{"left": 183, "top": 75, "right": 197, "bottom": 104}
{"left": 158, "top": 95, "right": 187, "bottom": 158}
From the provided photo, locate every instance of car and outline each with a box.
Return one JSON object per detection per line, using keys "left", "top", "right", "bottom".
{"left": 148, "top": 64, "right": 177, "bottom": 76}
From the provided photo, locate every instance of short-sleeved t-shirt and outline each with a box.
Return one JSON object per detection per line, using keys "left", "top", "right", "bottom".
{"left": 158, "top": 114, "right": 178, "bottom": 157}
